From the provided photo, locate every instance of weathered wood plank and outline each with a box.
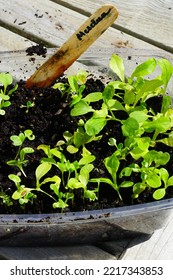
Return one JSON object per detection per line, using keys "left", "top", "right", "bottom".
{"left": 0, "top": 27, "right": 34, "bottom": 51}
{"left": 1, "top": 48, "right": 172, "bottom": 83}
{"left": 0, "top": 245, "right": 117, "bottom": 260}
{"left": 0, "top": 0, "right": 164, "bottom": 51}
{"left": 122, "top": 212, "right": 173, "bottom": 260}
{"left": 54, "top": 0, "right": 173, "bottom": 52}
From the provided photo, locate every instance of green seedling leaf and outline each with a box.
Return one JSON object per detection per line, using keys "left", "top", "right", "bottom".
{"left": 66, "top": 145, "right": 79, "bottom": 154}
{"left": 76, "top": 70, "right": 88, "bottom": 84}
{"left": 138, "top": 79, "right": 163, "bottom": 96}
{"left": 158, "top": 58, "right": 173, "bottom": 91}
{"left": 12, "top": 187, "right": 32, "bottom": 200}
{"left": 122, "top": 117, "right": 139, "bottom": 137}
{"left": 167, "top": 176, "right": 173, "bottom": 187}
{"left": 131, "top": 58, "right": 157, "bottom": 79}
{"left": 135, "top": 137, "right": 151, "bottom": 151}
{"left": 36, "top": 162, "right": 52, "bottom": 185}
{"left": 120, "top": 181, "right": 133, "bottom": 188}
{"left": 108, "top": 137, "right": 117, "bottom": 146}
{"left": 132, "top": 183, "right": 147, "bottom": 198}
{"left": 133, "top": 79, "right": 163, "bottom": 105}
{"left": 143, "top": 150, "right": 170, "bottom": 168}
{"left": 0, "top": 93, "right": 10, "bottom": 100}
{"left": 0, "top": 73, "right": 17, "bottom": 115}
{"left": 104, "top": 152, "right": 120, "bottom": 184}
{"left": 8, "top": 174, "right": 21, "bottom": 188}
{"left": 70, "top": 100, "right": 94, "bottom": 116}
{"left": 161, "top": 95, "right": 172, "bottom": 114}
{"left": 8, "top": 83, "right": 18, "bottom": 95}
{"left": 120, "top": 167, "right": 133, "bottom": 178}
{"left": 79, "top": 164, "right": 94, "bottom": 186}
{"left": 124, "top": 90, "right": 135, "bottom": 105}
{"left": 129, "top": 111, "right": 148, "bottom": 124}
{"left": 157, "top": 136, "right": 173, "bottom": 147}
{"left": 158, "top": 168, "right": 169, "bottom": 188}
{"left": 40, "top": 175, "right": 61, "bottom": 188}
{"left": 144, "top": 115, "right": 171, "bottom": 133}
{"left": 79, "top": 146, "right": 96, "bottom": 165}
{"left": 2, "top": 101, "right": 11, "bottom": 107}
{"left": 0, "top": 73, "right": 13, "bottom": 92}
{"left": 52, "top": 82, "right": 66, "bottom": 96}
{"left": 109, "top": 54, "right": 125, "bottom": 81}
{"left": 153, "top": 188, "right": 166, "bottom": 200}
{"left": 53, "top": 199, "right": 68, "bottom": 209}
{"left": 102, "top": 84, "right": 115, "bottom": 103}
{"left": 85, "top": 117, "right": 107, "bottom": 136}
{"left": 84, "top": 189, "right": 97, "bottom": 201}
{"left": 92, "top": 107, "right": 108, "bottom": 118}
{"left": 74, "top": 127, "right": 91, "bottom": 148}
{"left": 67, "top": 178, "right": 85, "bottom": 190}
{"left": 20, "top": 147, "right": 34, "bottom": 161}
{"left": 146, "top": 172, "right": 161, "bottom": 188}
{"left": 130, "top": 137, "right": 151, "bottom": 160}
{"left": 10, "top": 130, "right": 35, "bottom": 146}
{"left": 107, "top": 99, "right": 125, "bottom": 111}
{"left": 0, "top": 109, "right": 5, "bottom": 115}
{"left": 37, "top": 144, "right": 51, "bottom": 157}
{"left": 68, "top": 75, "right": 78, "bottom": 92}
{"left": 165, "top": 108, "right": 173, "bottom": 126}
{"left": 63, "top": 131, "right": 73, "bottom": 142}
{"left": 120, "top": 164, "right": 140, "bottom": 178}
{"left": 24, "top": 129, "right": 35, "bottom": 140}
{"left": 83, "top": 92, "right": 102, "bottom": 103}
{"left": 10, "top": 133, "right": 25, "bottom": 146}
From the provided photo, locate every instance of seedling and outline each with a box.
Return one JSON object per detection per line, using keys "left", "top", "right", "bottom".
{"left": 8, "top": 174, "right": 36, "bottom": 204}
{"left": 20, "top": 100, "right": 35, "bottom": 113}
{"left": 0, "top": 72, "right": 18, "bottom": 115}
{"left": 0, "top": 187, "right": 13, "bottom": 207}
{"left": 7, "top": 130, "right": 35, "bottom": 176}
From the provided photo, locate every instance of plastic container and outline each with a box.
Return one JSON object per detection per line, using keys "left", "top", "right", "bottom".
{"left": 0, "top": 48, "right": 173, "bottom": 246}
{"left": 0, "top": 198, "right": 173, "bottom": 246}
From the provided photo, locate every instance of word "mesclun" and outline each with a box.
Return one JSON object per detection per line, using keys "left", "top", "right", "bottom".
{"left": 76, "top": 8, "right": 111, "bottom": 41}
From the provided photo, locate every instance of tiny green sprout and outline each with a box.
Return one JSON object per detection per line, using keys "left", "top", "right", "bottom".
{"left": 76, "top": 70, "right": 88, "bottom": 84}
{"left": 20, "top": 100, "right": 35, "bottom": 113}
{"left": 0, "top": 72, "right": 18, "bottom": 115}
{"left": 109, "top": 53, "right": 125, "bottom": 82}
{"left": 10, "top": 129, "right": 35, "bottom": 146}
{"left": 0, "top": 186, "right": 13, "bottom": 207}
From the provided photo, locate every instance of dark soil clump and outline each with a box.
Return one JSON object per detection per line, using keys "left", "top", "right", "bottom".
{"left": 26, "top": 44, "right": 47, "bottom": 57}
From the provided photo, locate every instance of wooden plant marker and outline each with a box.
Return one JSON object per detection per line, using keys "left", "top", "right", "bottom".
{"left": 26, "top": 4, "right": 118, "bottom": 88}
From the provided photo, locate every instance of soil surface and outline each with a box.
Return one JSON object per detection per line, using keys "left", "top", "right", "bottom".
{"left": 0, "top": 45, "right": 173, "bottom": 214}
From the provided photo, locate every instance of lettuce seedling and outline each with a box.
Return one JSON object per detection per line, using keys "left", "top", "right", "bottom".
{"left": 8, "top": 174, "right": 36, "bottom": 205}
{"left": 7, "top": 130, "right": 35, "bottom": 176}
{"left": 0, "top": 72, "right": 18, "bottom": 115}
{"left": 20, "top": 100, "right": 35, "bottom": 113}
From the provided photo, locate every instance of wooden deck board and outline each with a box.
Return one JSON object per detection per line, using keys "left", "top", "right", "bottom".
{"left": 55, "top": 0, "right": 173, "bottom": 52}
{"left": 0, "top": 0, "right": 164, "bottom": 51}
{"left": 0, "top": 27, "right": 34, "bottom": 51}
{"left": 122, "top": 212, "right": 173, "bottom": 260}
